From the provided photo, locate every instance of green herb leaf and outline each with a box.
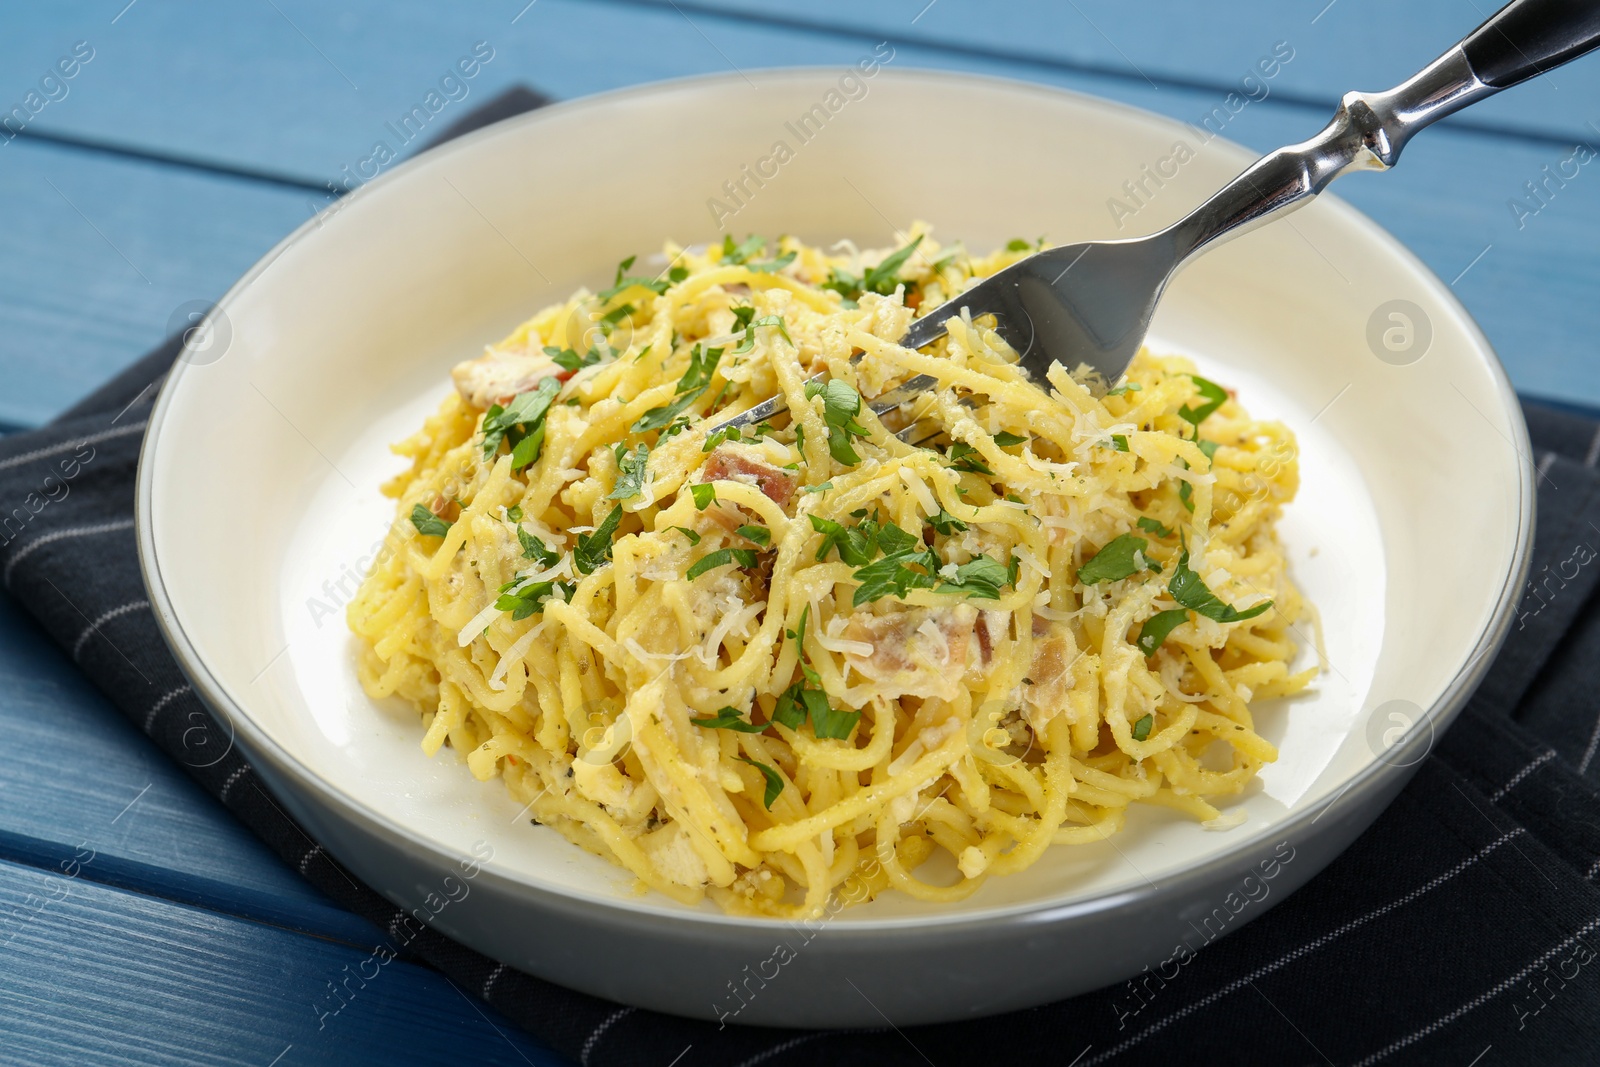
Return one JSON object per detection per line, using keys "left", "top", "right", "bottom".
{"left": 805, "top": 379, "right": 871, "bottom": 466}
{"left": 851, "top": 549, "right": 939, "bottom": 607}
{"left": 668, "top": 265, "right": 689, "bottom": 283}
{"left": 807, "top": 694, "right": 861, "bottom": 740}
{"left": 686, "top": 547, "right": 759, "bottom": 580}
{"left": 992, "top": 431, "right": 1028, "bottom": 447}
{"left": 1004, "top": 237, "right": 1032, "bottom": 252}
{"left": 810, "top": 514, "right": 878, "bottom": 566}
{"left": 721, "top": 234, "right": 766, "bottom": 264}
{"left": 1178, "top": 374, "right": 1228, "bottom": 426}
{"left": 1197, "top": 438, "right": 1220, "bottom": 463}
{"left": 494, "top": 576, "right": 573, "bottom": 621}
{"left": 748, "top": 250, "right": 796, "bottom": 273}
{"left": 1078, "top": 534, "right": 1150, "bottom": 584}
{"left": 506, "top": 505, "right": 523, "bottom": 523}
{"left": 801, "top": 481, "right": 833, "bottom": 494}
{"left": 410, "top": 504, "right": 452, "bottom": 538}
{"left": 670, "top": 525, "right": 701, "bottom": 545}
{"left": 1136, "top": 516, "right": 1172, "bottom": 538}
{"left": 948, "top": 442, "right": 994, "bottom": 476}
{"left": 690, "top": 707, "right": 768, "bottom": 733}
{"left": 599, "top": 303, "right": 635, "bottom": 328}
{"left": 632, "top": 386, "right": 706, "bottom": 434}
{"left": 926, "top": 507, "right": 968, "bottom": 536}
{"left": 1106, "top": 382, "right": 1142, "bottom": 397}
{"left": 677, "top": 344, "right": 724, "bottom": 396}
{"left": 691, "top": 483, "right": 717, "bottom": 510}
{"left": 574, "top": 505, "right": 624, "bottom": 575}
{"left": 733, "top": 314, "right": 794, "bottom": 354}
{"left": 597, "top": 254, "right": 673, "bottom": 301}
{"left": 736, "top": 756, "right": 785, "bottom": 809}
{"left": 1136, "top": 608, "right": 1188, "bottom": 656}
{"left": 862, "top": 235, "right": 924, "bottom": 295}
{"left": 608, "top": 443, "right": 651, "bottom": 500}
{"left": 1167, "top": 545, "right": 1273, "bottom": 623}
{"left": 545, "top": 345, "right": 600, "bottom": 373}
{"left": 939, "top": 554, "right": 1011, "bottom": 600}
{"left": 1110, "top": 435, "right": 1130, "bottom": 452}
{"left": 702, "top": 425, "right": 742, "bottom": 452}
{"left": 735, "top": 523, "right": 771, "bottom": 548}
{"left": 481, "top": 377, "right": 562, "bottom": 462}
{"left": 517, "top": 527, "right": 560, "bottom": 566}
{"left": 1131, "top": 713, "right": 1154, "bottom": 742}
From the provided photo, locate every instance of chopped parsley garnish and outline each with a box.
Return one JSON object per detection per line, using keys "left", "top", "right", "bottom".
{"left": 812, "top": 511, "right": 1014, "bottom": 605}
{"left": 1136, "top": 609, "right": 1188, "bottom": 656}
{"left": 409, "top": 504, "right": 452, "bottom": 538}
{"left": 686, "top": 546, "right": 759, "bottom": 580}
{"left": 494, "top": 577, "right": 573, "bottom": 620}
{"left": 631, "top": 345, "right": 723, "bottom": 433}
{"left": 702, "top": 424, "right": 742, "bottom": 452}
{"left": 1167, "top": 543, "right": 1272, "bottom": 623}
{"left": 670, "top": 526, "right": 701, "bottom": 545}
{"left": 1110, "top": 435, "right": 1130, "bottom": 452}
{"left": 731, "top": 309, "right": 794, "bottom": 353}
{"left": 517, "top": 527, "right": 560, "bottom": 566}
{"left": 1107, "top": 382, "right": 1142, "bottom": 397}
{"left": 1197, "top": 438, "right": 1220, "bottom": 462}
{"left": 736, "top": 756, "right": 784, "bottom": 809}
{"left": 677, "top": 344, "right": 724, "bottom": 396}
{"left": 771, "top": 606, "right": 860, "bottom": 741}
{"left": 801, "top": 481, "right": 833, "bottom": 495}
{"left": 690, "top": 707, "right": 768, "bottom": 733}
{"left": 720, "top": 234, "right": 767, "bottom": 264}
{"left": 481, "top": 377, "right": 562, "bottom": 469}
{"left": 803, "top": 379, "right": 871, "bottom": 465}
{"left": 574, "top": 505, "right": 624, "bottom": 575}
{"left": 926, "top": 507, "right": 968, "bottom": 535}
{"left": 1135, "top": 542, "right": 1273, "bottom": 656}
{"left": 1177, "top": 459, "right": 1195, "bottom": 513}
{"left": 545, "top": 345, "right": 600, "bottom": 373}
{"left": 608, "top": 443, "right": 650, "bottom": 500}
{"left": 1004, "top": 237, "right": 1032, "bottom": 252}
{"left": 1131, "top": 713, "right": 1154, "bottom": 742}
{"left": 1078, "top": 534, "right": 1155, "bottom": 584}
{"left": 1137, "top": 516, "right": 1172, "bottom": 538}
{"left": 690, "top": 483, "right": 717, "bottom": 509}
{"left": 506, "top": 505, "right": 523, "bottom": 522}
{"left": 596, "top": 254, "right": 674, "bottom": 301}
{"left": 632, "top": 387, "right": 705, "bottom": 434}
{"left": 749, "top": 250, "right": 796, "bottom": 273}
{"left": 822, "top": 235, "right": 924, "bottom": 302}
{"left": 599, "top": 303, "right": 635, "bottom": 327}
{"left": 1178, "top": 374, "right": 1228, "bottom": 426}
{"left": 735, "top": 523, "right": 771, "bottom": 548}
{"left": 992, "top": 431, "right": 1028, "bottom": 447}
{"left": 948, "top": 442, "right": 994, "bottom": 476}
{"left": 861, "top": 235, "right": 923, "bottom": 295}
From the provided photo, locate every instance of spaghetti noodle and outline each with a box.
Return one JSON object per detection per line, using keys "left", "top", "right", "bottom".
{"left": 347, "top": 227, "right": 1315, "bottom": 917}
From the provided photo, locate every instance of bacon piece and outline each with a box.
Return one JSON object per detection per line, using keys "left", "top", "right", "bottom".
{"left": 1025, "top": 624, "right": 1076, "bottom": 720}
{"left": 842, "top": 605, "right": 977, "bottom": 701}
{"left": 452, "top": 345, "right": 566, "bottom": 410}
{"left": 702, "top": 444, "right": 797, "bottom": 509}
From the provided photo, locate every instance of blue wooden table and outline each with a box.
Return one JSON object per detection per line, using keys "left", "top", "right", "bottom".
{"left": 3, "top": 2, "right": 1597, "bottom": 1063}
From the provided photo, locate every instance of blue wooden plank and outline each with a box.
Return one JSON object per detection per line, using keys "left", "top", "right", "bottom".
{"left": 2, "top": 0, "right": 1594, "bottom": 189}
{"left": 0, "top": 593, "right": 384, "bottom": 947}
{"left": 0, "top": 137, "right": 309, "bottom": 429}
{"left": 647, "top": 0, "right": 1600, "bottom": 146}
{"left": 0, "top": 856, "right": 564, "bottom": 1066}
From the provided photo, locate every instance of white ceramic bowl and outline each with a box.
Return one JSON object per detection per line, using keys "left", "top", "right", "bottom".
{"left": 137, "top": 69, "right": 1531, "bottom": 1028}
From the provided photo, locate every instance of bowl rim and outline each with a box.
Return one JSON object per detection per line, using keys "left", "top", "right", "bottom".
{"left": 135, "top": 64, "right": 1535, "bottom": 934}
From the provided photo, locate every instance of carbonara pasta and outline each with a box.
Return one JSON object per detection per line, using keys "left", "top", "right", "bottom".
{"left": 347, "top": 227, "right": 1315, "bottom": 918}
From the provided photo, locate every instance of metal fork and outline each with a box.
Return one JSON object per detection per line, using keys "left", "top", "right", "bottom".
{"left": 711, "top": 0, "right": 1600, "bottom": 437}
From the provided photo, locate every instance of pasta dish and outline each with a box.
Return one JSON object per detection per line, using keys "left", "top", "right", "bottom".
{"left": 347, "top": 227, "right": 1315, "bottom": 917}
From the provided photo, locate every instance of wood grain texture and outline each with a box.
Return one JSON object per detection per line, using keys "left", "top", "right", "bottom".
{"left": 0, "top": 856, "right": 560, "bottom": 1066}
{"left": 0, "top": 595, "right": 383, "bottom": 947}
{"left": 0, "top": 137, "right": 308, "bottom": 428}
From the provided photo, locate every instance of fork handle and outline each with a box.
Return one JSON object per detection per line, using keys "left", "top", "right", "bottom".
{"left": 1165, "top": 0, "right": 1600, "bottom": 265}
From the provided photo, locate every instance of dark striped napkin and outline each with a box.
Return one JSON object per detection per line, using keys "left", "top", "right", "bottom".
{"left": 3, "top": 88, "right": 1599, "bottom": 1067}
